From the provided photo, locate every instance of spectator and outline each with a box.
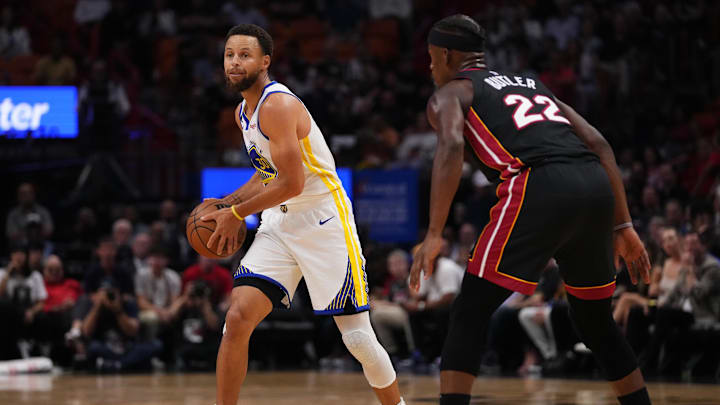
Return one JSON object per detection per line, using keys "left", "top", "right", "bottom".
{"left": 406, "top": 243, "right": 463, "bottom": 364}
{"left": 167, "top": 276, "right": 221, "bottom": 370}
{"left": 449, "top": 223, "right": 478, "bottom": 266}
{"left": 0, "top": 243, "right": 47, "bottom": 358}
{"left": 77, "top": 281, "right": 161, "bottom": 372}
{"left": 135, "top": 246, "right": 180, "bottom": 340}
{"left": 84, "top": 237, "right": 135, "bottom": 296}
{"left": 642, "top": 231, "right": 720, "bottom": 374}
{"left": 664, "top": 199, "right": 686, "bottom": 232}
{"left": 138, "top": 0, "right": 177, "bottom": 37}
{"left": 0, "top": 6, "right": 31, "bottom": 59}
{"left": 222, "top": 0, "right": 268, "bottom": 28}
{"left": 112, "top": 218, "right": 133, "bottom": 267}
{"left": 33, "top": 38, "right": 77, "bottom": 85}
{"left": 36, "top": 255, "right": 82, "bottom": 365}
{"left": 182, "top": 256, "right": 232, "bottom": 311}
{"left": 518, "top": 270, "right": 565, "bottom": 365}
{"left": 5, "top": 183, "right": 54, "bottom": 244}
{"left": 369, "top": 0, "right": 412, "bottom": 20}
{"left": 614, "top": 227, "right": 683, "bottom": 332}
{"left": 77, "top": 60, "right": 131, "bottom": 149}
{"left": 369, "top": 249, "right": 415, "bottom": 359}
{"left": 130, "top": 232, "right": 152, "bottom": 274}
{"left": 43, "top": 254, "right": 82, "bottom": 313}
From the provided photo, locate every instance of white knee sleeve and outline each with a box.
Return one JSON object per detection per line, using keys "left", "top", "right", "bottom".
{"left": 336, "top": 313, "right": 397, "bottom": 389}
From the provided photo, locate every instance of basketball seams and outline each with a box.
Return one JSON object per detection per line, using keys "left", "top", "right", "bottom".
{"left": 187, "top": 200, "right": 247, "bottom": 259}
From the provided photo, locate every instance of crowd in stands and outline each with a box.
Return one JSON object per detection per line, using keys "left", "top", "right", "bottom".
{"left": 1, "top": 0, "right": 720, "bottom": 380}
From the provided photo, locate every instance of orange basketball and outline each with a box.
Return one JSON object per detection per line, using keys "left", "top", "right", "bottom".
{"left": 186, "top": 199, "right": 247, "bottom": 259}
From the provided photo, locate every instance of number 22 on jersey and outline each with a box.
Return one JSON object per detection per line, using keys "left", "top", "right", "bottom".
{"left": 503, "top": 94, "right": 570, "bottom": 130}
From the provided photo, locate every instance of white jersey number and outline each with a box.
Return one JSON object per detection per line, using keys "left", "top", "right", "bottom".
{"left": 503, "top": 94, "right": 570, "bottom": 129}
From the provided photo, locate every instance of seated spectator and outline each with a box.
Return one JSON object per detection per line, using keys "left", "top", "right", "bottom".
{"left": 33, "top": 38, "right": 77, "bottom": 85}
{"left": 0, "top": 243, "right": 46, "bottom": 359}
{"left": 369, "top": 249, "right": 415, "bottom": 359}
{"left": 167, "top": 277, "right": 221, "bottom": 370}
{"left": 84, "top": 236, "right": 135, "bottom": 297}
{"left": 517, "top": 263, "right": 571, "bottom": 374}
{"left": 614, "top": 227, "right": 683, "bottom": 332}
{"left": 43, "top": 255, "right": 83, "bottom": 313}
{"left": 182, "top": 256, "right": 232, "bottom": 311}
{"left": 112, "top": 219, "right": 134, "bottom": 268}
{"left": 135, "top": 246, "right": 180, "bottom": 341}
{"left": 641, "top": 230, "right": 720, "bottom": 374}
{"left": 406, "top": 243, "right": 463, "bottom": 364}
{"left": 448, "top": 223, "right": 478, "bottom": 266}
{"left": 5, "top": 183, "right": 54, "bottom": 245}
{"left": 0, "top": 5, "right": 31, "bottom": 58}
{"left": 35, "top": 255, "right": 82, "bottom": 365}
{"left": 130, "top": 232, "right": 152, "bottom": 274}
{"left": 76, "top": 281, "right": 161, "bottom": 372}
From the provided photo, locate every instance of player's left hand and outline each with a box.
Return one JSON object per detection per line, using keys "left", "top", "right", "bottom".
{"left": 409, "top": 235, "right": 444, "bottom": 292}
{"left": 201, "top": 208, "right": 243, "bottom": 256}
{"left": 613, "top": 226, "right": 651, "bottom": 285}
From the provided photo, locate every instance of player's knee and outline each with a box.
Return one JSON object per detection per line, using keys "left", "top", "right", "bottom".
{"left": 342, "top": 329, "right": 379, "bottom": 365}
{"left": 341, "top": 329, "right": 396, "bottom": 388}
{"left": 223, "top": 306, "right": 255, "bottom": 341}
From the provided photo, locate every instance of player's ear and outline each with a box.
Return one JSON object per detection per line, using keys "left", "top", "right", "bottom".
{"left": 263, "top": 54, "right": 271, "bottom": 70}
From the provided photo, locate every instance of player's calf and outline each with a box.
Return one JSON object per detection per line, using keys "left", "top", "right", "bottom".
{"left": 567, "top": 295, "right": 651, "bottom": 405}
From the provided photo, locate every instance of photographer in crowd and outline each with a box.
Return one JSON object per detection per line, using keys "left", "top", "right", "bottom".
{"left": 77, "top": 279, "right": 161, "bottom": 372}
{"left": 167, "top": 280, "right": 221, "bottom": 370}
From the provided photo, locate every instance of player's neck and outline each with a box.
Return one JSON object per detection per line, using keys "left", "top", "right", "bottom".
{"left": 241, "top": 75, "right": 272, "bottom": 114}
{"left": 459, "top": 54, "right": 487, "bottom": 71}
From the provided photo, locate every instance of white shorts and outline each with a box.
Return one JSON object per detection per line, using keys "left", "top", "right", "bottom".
{"left": 234, "top": 193, "right": 369, "bottom": 315}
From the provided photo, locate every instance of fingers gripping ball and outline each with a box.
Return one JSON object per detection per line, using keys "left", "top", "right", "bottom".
{"left": 186, "top": 200, "right": 246, "bottom": 259}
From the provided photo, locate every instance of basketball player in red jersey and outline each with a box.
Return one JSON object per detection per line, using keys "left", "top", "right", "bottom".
{"left": 410, "top": 15, "right": 653, "bottom": 405}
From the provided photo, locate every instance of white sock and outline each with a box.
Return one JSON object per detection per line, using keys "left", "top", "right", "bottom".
{"left": 397, "top": 398, "right": 406, "bottom": 405}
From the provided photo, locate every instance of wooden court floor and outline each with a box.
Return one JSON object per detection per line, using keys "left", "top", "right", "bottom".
{"left": 0, "top": 371, "right": 719, "bottom": 404}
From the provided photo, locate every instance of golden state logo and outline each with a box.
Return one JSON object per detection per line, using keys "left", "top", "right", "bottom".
{"left": 248, "top": 144, "right": 277, "bottom": 184}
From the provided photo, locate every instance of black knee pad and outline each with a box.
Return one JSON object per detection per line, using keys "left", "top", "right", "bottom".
{"left": 567, "top": 295, "right": 638, "bottom": 381}
{"left": 440, "top": 276, "right": 512, "bottom": 375}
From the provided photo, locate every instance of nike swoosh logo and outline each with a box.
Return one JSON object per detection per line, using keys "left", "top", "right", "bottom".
{"left": 319, "top": 216, "right": 334, "bottom": 225}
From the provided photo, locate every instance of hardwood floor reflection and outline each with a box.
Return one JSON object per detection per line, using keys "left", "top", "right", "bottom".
{"left": 0, "top": 372, "right": 718, "bottom": 404}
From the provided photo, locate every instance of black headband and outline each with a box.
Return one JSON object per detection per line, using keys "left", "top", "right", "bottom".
{"left": 428, "top": 29, "right": 483, "bottom": 52}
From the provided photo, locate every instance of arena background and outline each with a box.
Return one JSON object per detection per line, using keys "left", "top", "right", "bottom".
{"left": 1, "top": 0, "right": 720, "bottom": 389}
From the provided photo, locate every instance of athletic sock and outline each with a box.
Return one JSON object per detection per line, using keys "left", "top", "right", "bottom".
{"left": 440, "top": 393, "right": 471, "bottom": 405}
{"left": 396, "top": 398, "right": 406, "bottom": 405}
{"left": 618, "top": 387, "right": 651, "bottom": 405}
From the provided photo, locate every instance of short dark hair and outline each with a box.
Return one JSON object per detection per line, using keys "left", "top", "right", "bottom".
{"left": 148, "top": 244, "right": 169, "bottom": 258}
{"left": 226, "top": 24, "right": 273, "bottom": 57}
{"left": 432, "top": 14, "right": 486, "bottom": 51}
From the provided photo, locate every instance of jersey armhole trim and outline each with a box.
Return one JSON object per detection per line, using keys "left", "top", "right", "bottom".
{"left": 257, "top": 90, "right": 307, "bottom": 141}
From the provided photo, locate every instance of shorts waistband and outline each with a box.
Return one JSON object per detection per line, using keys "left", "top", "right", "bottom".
{"left": 266, "top": 193, "right": 335, "bottom": 214}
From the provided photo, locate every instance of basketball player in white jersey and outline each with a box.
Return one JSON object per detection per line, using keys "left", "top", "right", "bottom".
{"left": 200, "top": 25, "right": 405, "bottom": 405}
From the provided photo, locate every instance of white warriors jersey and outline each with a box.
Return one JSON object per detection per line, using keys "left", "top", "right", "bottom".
{"left": 239, "top": 81, "right": 344, "bottom": 206}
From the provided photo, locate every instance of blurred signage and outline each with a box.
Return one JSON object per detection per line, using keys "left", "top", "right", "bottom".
{"left": 0, "top": 86, "right": 78, "bottom": 138}
{"left": 201, "top": 167, "right": 353, "bottom": 230}
{"left": 354, "top": 169, "right": 418, "bottom": 243}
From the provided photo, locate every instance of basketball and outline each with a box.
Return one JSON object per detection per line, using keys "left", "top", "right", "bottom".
{"left": 186, "top": 199, "right": 247, "bottom": 259}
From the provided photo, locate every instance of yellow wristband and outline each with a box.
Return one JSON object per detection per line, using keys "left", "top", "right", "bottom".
{"left": 230, "top": 205, "right": 244, "bottom": 221}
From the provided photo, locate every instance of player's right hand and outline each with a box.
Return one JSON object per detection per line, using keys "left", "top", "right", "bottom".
{"left": 613, "top": 226, "right": 651, "bottom": 285}
{"left": 409, "top": 235, "right": 445, "bottom": 292}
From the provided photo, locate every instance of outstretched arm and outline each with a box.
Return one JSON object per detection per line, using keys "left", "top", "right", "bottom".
{"left": 409, "top": 81, "right": 470, "bottom": 291}
{"left": 557, "top": 99, "right": 651, "bottom": 284}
